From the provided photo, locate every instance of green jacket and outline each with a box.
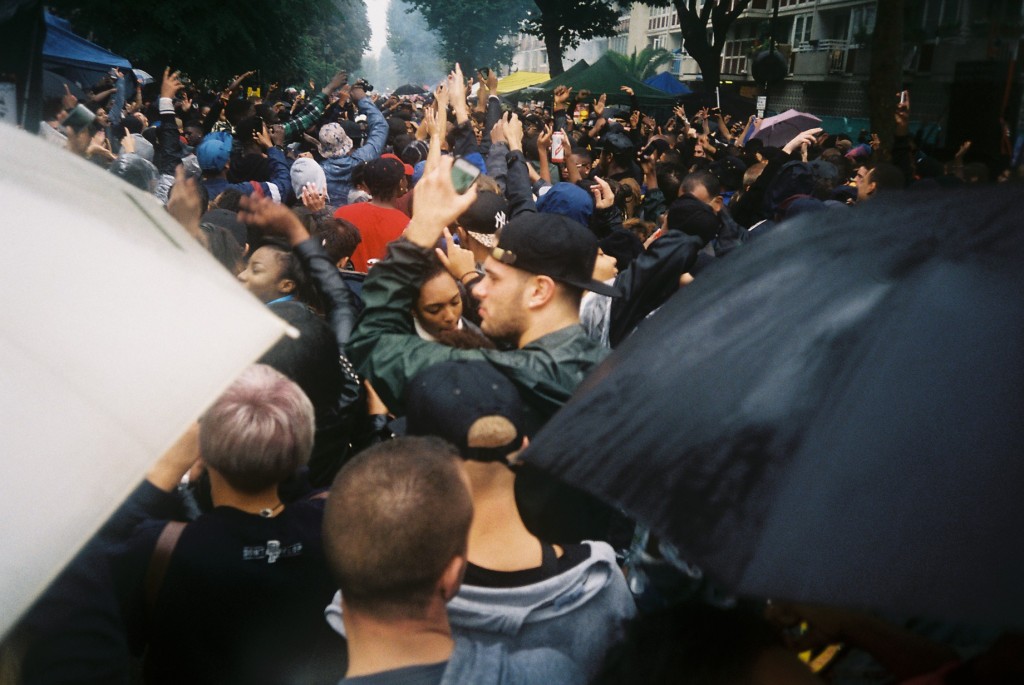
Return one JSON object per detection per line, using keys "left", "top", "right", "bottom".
{"left": 347, "top": 238, "right": 610, "bottom": 433}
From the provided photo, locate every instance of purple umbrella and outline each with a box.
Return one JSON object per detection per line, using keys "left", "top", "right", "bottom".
{"left": 751, "top": 109, "right": 822, "bottom": 148}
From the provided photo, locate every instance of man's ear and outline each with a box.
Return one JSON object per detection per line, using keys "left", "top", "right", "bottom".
{"left": 278, "top": 278, "right": 297, "bottom": 294}
{"left": 336, "top": 256, "right": 350, "bottom": 269}
{"left": 526, "top": 275, "right": 556, "bottom": 309}
{"left": 439, "top": 554, "right": 467, "bottom": 603}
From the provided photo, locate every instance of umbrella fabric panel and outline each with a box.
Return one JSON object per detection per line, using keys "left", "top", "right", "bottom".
{"left": 0, "top": 126, "right": 289, "bottom": 637}
{"left": 751, "top": 109, "right": 823, "bottom": 148}
{"left": 741, "top": 260, "right": 1024, "bottom": 626}
{"left": 523, "top": 185, "right": 1024, "bottom": 626}
{"left": 644, "top": 71, "right": 692, "bottom": 95}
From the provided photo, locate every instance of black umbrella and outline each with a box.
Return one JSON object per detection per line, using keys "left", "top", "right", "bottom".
{"left": 522, "top": 185, "right": 1024, "bottom": 628}
{"left": 393, "top": 83, "right": 428, "bottom": 96}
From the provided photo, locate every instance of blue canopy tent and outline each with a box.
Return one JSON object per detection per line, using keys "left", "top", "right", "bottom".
{"left": 43, "top": 11, "right": 131, "bottom": 94}
{"left": 644, "top": 72, "right": 692, "bottom": 96}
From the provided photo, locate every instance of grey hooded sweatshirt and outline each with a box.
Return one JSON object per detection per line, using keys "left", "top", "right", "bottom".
{"left": 326, "top": 541, "right": 635, "bottom": 682}
{"left": 336, "top": 637, "right": 584, "bottom": 685}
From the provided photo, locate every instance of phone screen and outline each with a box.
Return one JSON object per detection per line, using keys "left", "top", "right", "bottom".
{"left": 451, "top": 158, "right": 481, "bottom": 194}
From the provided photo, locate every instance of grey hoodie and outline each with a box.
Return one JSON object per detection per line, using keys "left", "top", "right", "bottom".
{"left": 337, "top": 636, "right": 585, "bottom": 685}
{"left": 326, "top": 541, "right": 635, "bottom": 681}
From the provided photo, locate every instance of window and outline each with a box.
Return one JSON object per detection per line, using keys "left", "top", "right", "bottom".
{"left": 849, "top": 5, "right": 876, "bottom": 43}
{"left": 791, "top": 14, "right": 813, "bottom": 46}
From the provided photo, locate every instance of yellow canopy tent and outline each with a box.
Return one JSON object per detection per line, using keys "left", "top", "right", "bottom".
{"left": 495, "top": 71, "right": 549, "bottom": 94}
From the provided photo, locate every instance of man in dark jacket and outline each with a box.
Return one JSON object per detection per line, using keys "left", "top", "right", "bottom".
{"left": 346, "top": 157, "right": 621, "bottom": 542}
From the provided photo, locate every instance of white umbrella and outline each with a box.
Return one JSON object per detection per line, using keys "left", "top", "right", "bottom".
{"left": 0, "top": 125, "right": 292, "bottom": 637}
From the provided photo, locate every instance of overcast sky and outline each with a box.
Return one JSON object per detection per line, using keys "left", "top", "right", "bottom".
{"left": 367, "top": 0, "right": 390, "bottom": 56}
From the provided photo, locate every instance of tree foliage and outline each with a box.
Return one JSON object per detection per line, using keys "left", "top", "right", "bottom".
{"left": 386, "top": 0, "right": 447, "bottom": 86}
{"left": 49, "top": 0, "right": 371, "bottom": 86}
{"left": 522, "top": 0, "right": 625, "bottom": 76}
{"left": 403, "top": 0, "right": 530, "bottom": 70}
{"left": 644, "top": 0, "right": 752, "bottom": 91}
{"left": 607, "top": 47, "right": 674, "bottom": 81}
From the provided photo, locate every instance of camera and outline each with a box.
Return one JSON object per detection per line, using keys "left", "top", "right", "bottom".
{"left": 354, "top": 78, "right": 374, "bottom": 92}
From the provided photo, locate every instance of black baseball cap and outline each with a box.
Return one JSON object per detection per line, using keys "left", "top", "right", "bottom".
{"left": 457, "top": 191, "right": 508, "bottom": 248}
{"left": 405, "top": 360, "right": 524, "bottom": 462}
{"left": 491, "top": 213, "right": 621, "bottom": 297}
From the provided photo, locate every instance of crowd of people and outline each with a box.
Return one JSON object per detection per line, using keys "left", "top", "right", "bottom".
{"left": 10, "top": 58, "right": 1023, "bottom": 685}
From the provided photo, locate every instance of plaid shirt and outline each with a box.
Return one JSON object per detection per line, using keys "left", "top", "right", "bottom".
{"left": 282, "top": 93, "right": 328, "bottom": 143}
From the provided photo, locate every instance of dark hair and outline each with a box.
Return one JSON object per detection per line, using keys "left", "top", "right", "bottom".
{"left": 200, "top": 223, "right": 244, "bottom": 273}
{"left": 228, "top": 153, "right": 271, "bottom": 183}
{"left": 656, "top": 163, "right": 685, "bottom": 202}
{"left": 212, "top": 187, "right": 245, "bottom": 212}
{"left": 313, "top": 217, "right": 362, "bottom": 264}
{"left": 869, "top": 162, "right": 906, "bottom": 192}
{"left": 681, "top": 170, "right": 722, "bottom": 199}
{"left": 225, "top": 98, "right": 256, "bottom": 126}
{"left": 323, "top": 437, "right": 473, "bottom": 618}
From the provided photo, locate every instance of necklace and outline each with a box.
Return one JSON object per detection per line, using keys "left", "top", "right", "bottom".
{"left": 259, "top": 502, "right": 285, "bottom": 518}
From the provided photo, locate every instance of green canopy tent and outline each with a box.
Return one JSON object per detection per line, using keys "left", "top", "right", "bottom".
{"left": 516, "top": 55, "right": 680, "bottom": 109}
{"left": 503, "top": 60, "right": 590, "bottom": 103}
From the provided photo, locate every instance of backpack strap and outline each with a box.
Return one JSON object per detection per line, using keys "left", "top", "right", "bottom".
{"left": 145, "top": 521, "right": 186, "bottom": 612}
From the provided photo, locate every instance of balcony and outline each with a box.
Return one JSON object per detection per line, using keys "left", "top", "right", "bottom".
{"left": 791, "top": 39, "right": 869, "bottom": 78}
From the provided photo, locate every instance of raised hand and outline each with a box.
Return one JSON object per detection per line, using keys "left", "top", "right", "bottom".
{"left": 782, "top": 127, "right": 823, "bottom": 155}
{"left": 553, "top": 85, "right": 573, "bottom": 110}
{"left": 301, "top": 183, "right": 326, "bottom": 212}
{"left": 166, "top": 165, "right": 203, "bottom": 241}
{"left": 489, "top": 117, "right": 506, "bottom": 145}
{"left": 593, "top": 93, "right": 607, "bottom": 117}
{"left": 253, "top": 122, "right": 274, "bottom": 150}
{"left": 504, "top": 112, "right": 523, "bottom": 152}
{"left": 435, "top": 226, "right": 477, "bottom": 283}
{"left": 161, "top": 67, "right": 184, "bottom": 100}
{"left": 324, "top": 70, "right": 348, "bottom": 95}
{"left": 237, "top": 193, "right": 309, "bottom": 245}
{"left": 620, "top": 85, "right": 634, "bottom": 97}
{"left": 591, "top": 176, "right": 615, "bottom": 210}
{"left": 404, "top": 156, "right": 479, "bottom": 249}
{"left": 62, "top": 83, "right": 78, "bottom": 111}
{"left": 537, "top": 124, "right": 553, "bottom": 152}
{"left": 227, "top": 70, "right": 255, "bottom": 93}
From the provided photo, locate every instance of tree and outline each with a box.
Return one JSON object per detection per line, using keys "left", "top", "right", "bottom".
{"left": 868, "top": 0, "right": 904, "bottom": 154}
{"left": 645, "top": 0, "right": 753, "bottom": 92}
{"left": 386, "top": 0, "right": 447, "bottom": 86}
{"left": 521, "top": 0, "right": 624, "bottom": 77}
{"left": 404, "top": 0, "right": 530, "bottom": 70}
{"left": 607, "top": 47, "right": 674, "bottom": 81}
{"left": 50, "top": 0, "right": 370, "bottom": 86}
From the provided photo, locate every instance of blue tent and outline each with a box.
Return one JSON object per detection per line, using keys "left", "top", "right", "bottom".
{"left": 644, "top": 71, "right": 691, "bottom": 96}
{"left": 43, "top": 11, "right": 131, "bottom": 91}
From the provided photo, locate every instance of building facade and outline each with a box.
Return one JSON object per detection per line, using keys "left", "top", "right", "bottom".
{"left": 508, "top": 0, "right": 1024, "bottom": 146}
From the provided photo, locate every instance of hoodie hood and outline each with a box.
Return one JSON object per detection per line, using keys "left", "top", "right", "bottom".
{"left": 324, "top": 541, "right": 627, "bottom": 639}
{"left": 447, "top": 541, "right": 624, "bottom": 636}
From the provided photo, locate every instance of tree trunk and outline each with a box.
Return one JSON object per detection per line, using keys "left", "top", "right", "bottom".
{"left": 542, "top": 22, "right": 565, "bottom": 77}
{"left": 694, "top": 49, "right": 722, "bottom": 92}
{"left": 868, "top": 0, "right": 903, "bottom": 155}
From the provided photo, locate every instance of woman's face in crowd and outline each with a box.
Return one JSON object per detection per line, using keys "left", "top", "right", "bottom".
{"left": 95, "top": 108, "right": 109, "bottom": 127}
{"left": 592, "top": 249, "right": 618, "bottom": 282}
{"left": 415, "top": 271, "right": 462, "bottom": 337}
{"left": 237, "top": 246, "right": 293, "bottom": 303}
